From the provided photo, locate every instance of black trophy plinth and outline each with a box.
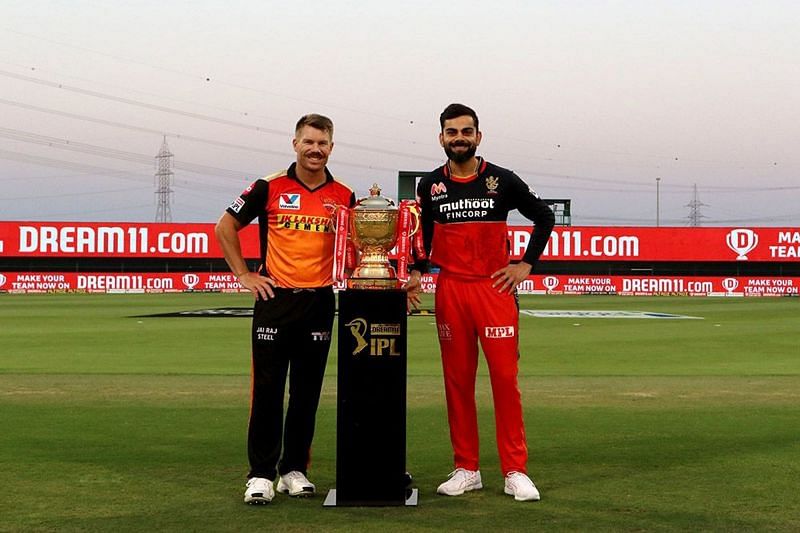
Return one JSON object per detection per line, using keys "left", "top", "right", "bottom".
{"left": 324, "top": 289, "right": 417, "bottom": 507}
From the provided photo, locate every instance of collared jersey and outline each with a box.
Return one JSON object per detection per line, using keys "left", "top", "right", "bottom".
{"left": 415, "top": 158, "right": 555, "bottom": 278}
{"left": 227, "top": 163, "right": 355, "bottom": 288}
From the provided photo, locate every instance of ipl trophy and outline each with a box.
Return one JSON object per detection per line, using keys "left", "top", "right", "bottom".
{"left": 324, "top": 185, "right": 424, "bottom": 507}
{"left": 333, "top": 184, "right": 423, "bottom": 289}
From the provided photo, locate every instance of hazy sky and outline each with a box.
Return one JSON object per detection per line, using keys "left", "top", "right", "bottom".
{"left": 1, "top": 0, "right": 798, "bottom": 226}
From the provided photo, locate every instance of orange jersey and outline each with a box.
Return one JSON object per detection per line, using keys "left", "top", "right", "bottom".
{"left": 227, "top": 163, "right": 355, "bottom": 288}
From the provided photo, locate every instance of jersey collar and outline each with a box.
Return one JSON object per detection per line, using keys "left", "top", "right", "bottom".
{"left": 287, "top": 162, "right": 334, "bottom": 192}
{"left": 443, "top": 157, "right": 487, "bottom": 183}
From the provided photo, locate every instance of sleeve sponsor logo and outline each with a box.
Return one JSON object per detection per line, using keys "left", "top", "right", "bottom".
{"left": 279, "top": 193, "right": 301, "bottom": 210}
{"left": 229, "top": 197, "right": 245, "bottom": 213}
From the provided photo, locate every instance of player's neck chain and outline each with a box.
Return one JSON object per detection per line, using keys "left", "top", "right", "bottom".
{"left": 448, "top": 157, "right": 481, "bottom": 179}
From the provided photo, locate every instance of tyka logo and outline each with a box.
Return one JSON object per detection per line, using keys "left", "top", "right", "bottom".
{"left": 311, "top": 331, "right": 331, "bottom": 342}
{"left": 543, "top": 276, "right": 559, "bottom": 291}
{"left": 0, "top": 274, "right": 6, "bottom": 288}
{"left": 182, "top": 273, "right": 200, "bottom": 289}
{"left": 726, "top": 229, "right": 759, "bottom": 261}
{"left": 279, "top": 193, "right": 301, "bottom": 210}
{"left": 722, "top": 278, "right": 739, "bottom": 293}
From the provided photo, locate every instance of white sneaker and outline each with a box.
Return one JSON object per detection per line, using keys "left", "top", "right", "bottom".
{"left": 504, "top": 471, "right": 540, "bottom": 501}
{"left": 277, "top": 471, "right": 315, "bottom": 497}
{"left": 436, "top": 468, "right": 483, "bottom": 496}
{"left": 244, "top": 477, "right": 274, "bottom": 504}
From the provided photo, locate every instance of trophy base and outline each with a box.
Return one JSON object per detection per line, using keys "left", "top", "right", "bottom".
{"left": 347, "top": 278, "right": 400, "bottom": 290}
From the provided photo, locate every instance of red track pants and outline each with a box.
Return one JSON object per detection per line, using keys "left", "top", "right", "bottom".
{"left": 435, "top": 273, "right": 528, "bottom": 475}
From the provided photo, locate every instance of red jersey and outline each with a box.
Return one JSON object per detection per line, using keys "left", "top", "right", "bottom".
{"left": 414, "top": 158, "right": 555, "bottom": 277}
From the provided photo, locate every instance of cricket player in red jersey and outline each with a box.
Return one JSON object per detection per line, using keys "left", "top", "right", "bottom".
{"left": 405, "top": 103, "right": 555, "bottom": 501}
{"left": 216, "top": 114, "right": 355, "bottom": 505}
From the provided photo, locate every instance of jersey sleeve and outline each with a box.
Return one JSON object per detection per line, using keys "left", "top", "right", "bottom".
{"left": 508, "top": 173, "right": 555, "bottom": 268}
{"left": 226, "top": 179, "right": 268, "bottom": 226}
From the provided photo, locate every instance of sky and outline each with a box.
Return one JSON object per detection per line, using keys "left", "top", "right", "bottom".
{"left": 1, "top": 0, "right": 798, "bottom": 226}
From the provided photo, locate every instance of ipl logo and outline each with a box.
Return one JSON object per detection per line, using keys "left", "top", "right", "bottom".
{"left": 721, "top": 278, "right": 739, "bottom": 294}
{"left": 182, "top": 273, "right": 200, "bottom": 290}
{"left": 542, "top": 276, "right": 559, "bottom": 292}
{"left": 345, "top": 318, "right": 368, "bottom": 355}
{"left": 726, "top": 229, "right": 759, "bottom": 261}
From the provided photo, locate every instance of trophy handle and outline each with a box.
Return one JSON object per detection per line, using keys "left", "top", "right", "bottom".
{"left": 407, "top": 203, "right": 421, "bottom": 237}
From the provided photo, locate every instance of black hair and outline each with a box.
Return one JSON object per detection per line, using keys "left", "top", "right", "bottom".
{"left": 439, "top": 103, "right": 479, "bottom": 131}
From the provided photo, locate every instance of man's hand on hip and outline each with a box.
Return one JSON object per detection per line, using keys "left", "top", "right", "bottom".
{"left": 238, "top": 272, "right": 278, "bottom": 300}
{"left": 491, "top": 261, "right": 532, "bottom": 295}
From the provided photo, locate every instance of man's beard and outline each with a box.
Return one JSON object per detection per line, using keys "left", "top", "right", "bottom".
{"left": 444, "top": 143, "right": 477, "bottom": 164}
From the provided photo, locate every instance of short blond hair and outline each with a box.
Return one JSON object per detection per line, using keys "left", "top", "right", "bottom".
{"left": 295, "top": 114, "right": 334, "bottom": 139}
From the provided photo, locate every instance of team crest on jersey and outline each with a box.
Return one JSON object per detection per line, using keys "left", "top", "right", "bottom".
{"left": 485, "top": 176, "right": 499, "bottom": 194}
{"left": 279, "top": 193, "right": 301, "bottom": 210}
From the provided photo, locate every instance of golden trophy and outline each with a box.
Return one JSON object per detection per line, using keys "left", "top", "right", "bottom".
{"left": 333, "top": 184, "right": 422, "bottom": 290}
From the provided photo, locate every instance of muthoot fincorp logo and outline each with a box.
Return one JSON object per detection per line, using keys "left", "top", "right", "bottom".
{"left": 438, "top": 198, "right": 495, "bottom": 220}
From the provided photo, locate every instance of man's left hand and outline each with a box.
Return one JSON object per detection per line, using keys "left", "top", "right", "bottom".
{"left": 491, "top": 261, "right": 532, "bottom": 294}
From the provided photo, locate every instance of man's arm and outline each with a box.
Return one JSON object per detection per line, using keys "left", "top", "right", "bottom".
{"left": 491, "top": 176, "right": 555, "bottom": 294}
{"left": 215, "top": 212, "right": 276, "bottom": 300}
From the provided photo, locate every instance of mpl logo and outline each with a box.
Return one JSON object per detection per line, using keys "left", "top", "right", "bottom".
{"left": 542, "top": 276, "right": 559, "bottom": 291}
{"left": 182, "top": 273, "right": 200, "bottom": 290}
{"left": 279, "top": 193, "right": 301, "bottom": 210}
{"left": 485, "top": 326, "right": 515, "bottom": 339}
{"left": 721, "top": 278, "right": 739, "bottom": 294}
{"left": 0, "top": 273, "right": 6, "bottom": 288}
{"left": 726, "top": 228, "right": 759, "bottom": 261}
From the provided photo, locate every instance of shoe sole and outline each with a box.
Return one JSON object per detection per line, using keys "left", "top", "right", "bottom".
{"left": 504, "top": 487, "right": 540, "bottom": 501}
{"left": 245, "top": 496, "right": 273, "bottom": 505}
{"left": 277, "top": 486, "right": 315, "bottom": 497}
{"left": 437, "top": 483, "right": 483, "bottom": 496}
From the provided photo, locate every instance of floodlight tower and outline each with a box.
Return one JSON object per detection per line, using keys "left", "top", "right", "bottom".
{"left": 154, "top": 136, "right": 174, "bottom": 222}
{"left": 686, "top": 183, "right": 707, "bottom": 227}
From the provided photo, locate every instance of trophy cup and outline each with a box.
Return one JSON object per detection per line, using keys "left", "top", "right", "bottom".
{"left": 333, "top": 184, "right": 423, "bottom": 289}
{"left": 326, "top": 184, "right": 424, "bottom": 507}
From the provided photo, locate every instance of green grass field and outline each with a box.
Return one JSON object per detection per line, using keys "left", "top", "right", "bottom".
{"left": 1, "top": 293, "right": 798, "bottom": 532}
